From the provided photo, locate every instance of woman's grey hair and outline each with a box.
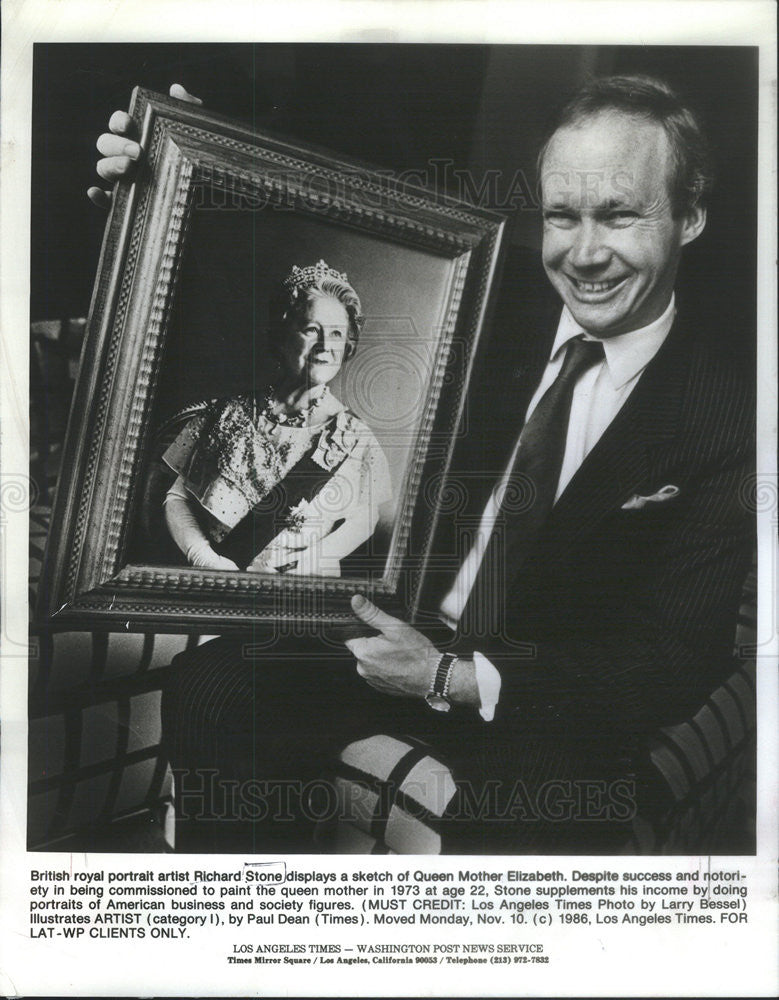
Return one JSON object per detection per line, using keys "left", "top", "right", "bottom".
{"left": 270, "top": 264, "right": 363, "bottom": 362}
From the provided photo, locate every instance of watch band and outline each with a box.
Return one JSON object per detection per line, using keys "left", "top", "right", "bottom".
{"left": 425, "top": 652, "right": 458, "bottom": 712}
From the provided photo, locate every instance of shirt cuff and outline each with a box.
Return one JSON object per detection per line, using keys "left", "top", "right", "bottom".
{"left": 472, "top": 650, "right": 502, "bottom": 722}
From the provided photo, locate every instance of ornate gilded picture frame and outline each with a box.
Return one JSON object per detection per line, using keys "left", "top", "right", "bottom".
{"left": 37, "top": 88, "right": 505, "bottom": 632}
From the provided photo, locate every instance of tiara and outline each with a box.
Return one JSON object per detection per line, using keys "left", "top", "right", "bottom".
{"left": 283, "top": 260, "right": 350, "bottom": 294}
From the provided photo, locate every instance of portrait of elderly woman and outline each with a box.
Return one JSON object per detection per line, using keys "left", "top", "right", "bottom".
{"left": 140, "top": 261, "right": 393, "bottom": 578}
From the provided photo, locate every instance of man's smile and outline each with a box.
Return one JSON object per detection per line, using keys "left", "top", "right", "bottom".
{"left": 565, "top": 274, "right": 629, "bottom": 299}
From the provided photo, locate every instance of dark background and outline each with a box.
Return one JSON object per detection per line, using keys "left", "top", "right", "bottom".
{"left": 31, "top": 43, "right": 758, "bottom": 363}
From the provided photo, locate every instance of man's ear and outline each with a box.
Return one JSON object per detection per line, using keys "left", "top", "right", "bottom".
{"left": 680, "top": 203, "right": 707, "bottom": 247}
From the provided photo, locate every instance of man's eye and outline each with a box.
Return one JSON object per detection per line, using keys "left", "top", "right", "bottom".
{"left": 543, "top": 211, "right": 576, "bottom": 227}
{"left": 607, "top": 211, "right": 638, "bottom": 225}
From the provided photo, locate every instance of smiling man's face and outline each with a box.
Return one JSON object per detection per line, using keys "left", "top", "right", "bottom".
{"left": 540, "top": 111, "right": 705, "bottom": 338}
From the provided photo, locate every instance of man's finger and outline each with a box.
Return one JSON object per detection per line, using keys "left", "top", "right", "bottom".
{"left": 169, "top": 83, "right": 203, "bottom": 105}
{"left": 96, "top": 133, "right": 141, "bottom": 159}
{"left": 96, "top": 155, "right": 136, "bottom": 182}
{"left": 350, "top": 594, "right": 403, "bottom": 634}
{"left": 344, "top": 636, "right": 371, "bottom": 658}
{"left": 87, "top": 186, "right": 112, "bottom": 209}
{"left": 108, "top": 110, "right": 134, "bottom": 136}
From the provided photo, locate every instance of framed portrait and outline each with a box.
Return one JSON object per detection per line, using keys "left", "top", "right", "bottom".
{"left": 4, "top": 20, "right": 775, "bottom": 1000}
{"left": 36, "top": 87, "right": 505, "bottom": 632}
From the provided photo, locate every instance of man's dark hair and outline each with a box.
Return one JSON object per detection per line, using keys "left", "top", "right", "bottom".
{"left": 537, "top": 74, "right": 714, "bottom": 216}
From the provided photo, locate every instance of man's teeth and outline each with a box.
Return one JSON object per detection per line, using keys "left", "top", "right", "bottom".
{"left": 573, "top": 278, "right": 622, "bottom": 292}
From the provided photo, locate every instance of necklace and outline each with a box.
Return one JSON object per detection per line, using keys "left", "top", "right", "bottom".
{"left": 258, "top": 385, "right": 330, "bottom": 427}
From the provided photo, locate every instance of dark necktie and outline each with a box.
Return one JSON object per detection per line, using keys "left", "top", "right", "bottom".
{"left": 459, "top": 336, "right": 605, "bottom": 638}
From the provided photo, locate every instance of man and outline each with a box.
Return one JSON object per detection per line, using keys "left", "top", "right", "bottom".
{"left": 94, "top": 75, "right": 754, "bottom": 852}
{"left": 336, "top": 75, "right": 753, "bottom": 849}
{"left": 349, "top": 76, "right": 738, "bottom": 710}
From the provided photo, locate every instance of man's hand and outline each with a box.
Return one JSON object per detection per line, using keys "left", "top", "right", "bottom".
{"left": 345, "top": 594, "right": 440, "bottom": 699}
{"left": 87, "top": 84, "right": 202, "bottom": 208}
{"left": 346, "top": 595, "right": 481, "bottom": 706}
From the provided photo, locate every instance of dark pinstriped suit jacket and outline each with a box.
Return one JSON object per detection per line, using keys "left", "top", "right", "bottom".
{"left": 423, "top": 252, "right": 755, "bottom": 743}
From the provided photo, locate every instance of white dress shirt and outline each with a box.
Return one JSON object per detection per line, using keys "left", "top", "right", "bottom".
{"left": 440, "top": 294, "right": 677, "bottom": 719}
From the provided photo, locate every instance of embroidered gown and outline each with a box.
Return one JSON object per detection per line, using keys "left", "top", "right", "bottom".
{"left": 162, "top": 391, "right": 393, "bottom": 575}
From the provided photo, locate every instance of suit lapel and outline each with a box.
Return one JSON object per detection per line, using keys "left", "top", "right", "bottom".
{"left": 531, "top": 315, "right": 693, "bottom": 565}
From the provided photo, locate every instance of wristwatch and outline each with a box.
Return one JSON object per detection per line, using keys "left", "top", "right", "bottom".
{"left": 425, "top": 652, "right": 458, "bottom": 712}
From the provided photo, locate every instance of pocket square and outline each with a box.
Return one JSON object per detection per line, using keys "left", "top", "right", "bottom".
{"left": 621, "top": 484, "right": 680, "bottom": 510}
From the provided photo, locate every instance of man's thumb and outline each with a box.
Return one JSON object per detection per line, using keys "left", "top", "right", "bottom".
{"left": 350, "top": 594, "right": 398, "bottom": 633}
{"left": 169, "top": 83, "right": 203, "bottom": 106}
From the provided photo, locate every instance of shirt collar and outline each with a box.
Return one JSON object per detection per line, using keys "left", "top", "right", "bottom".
{"left": 551, "top": 294, "right": 676, "bottom": 390}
